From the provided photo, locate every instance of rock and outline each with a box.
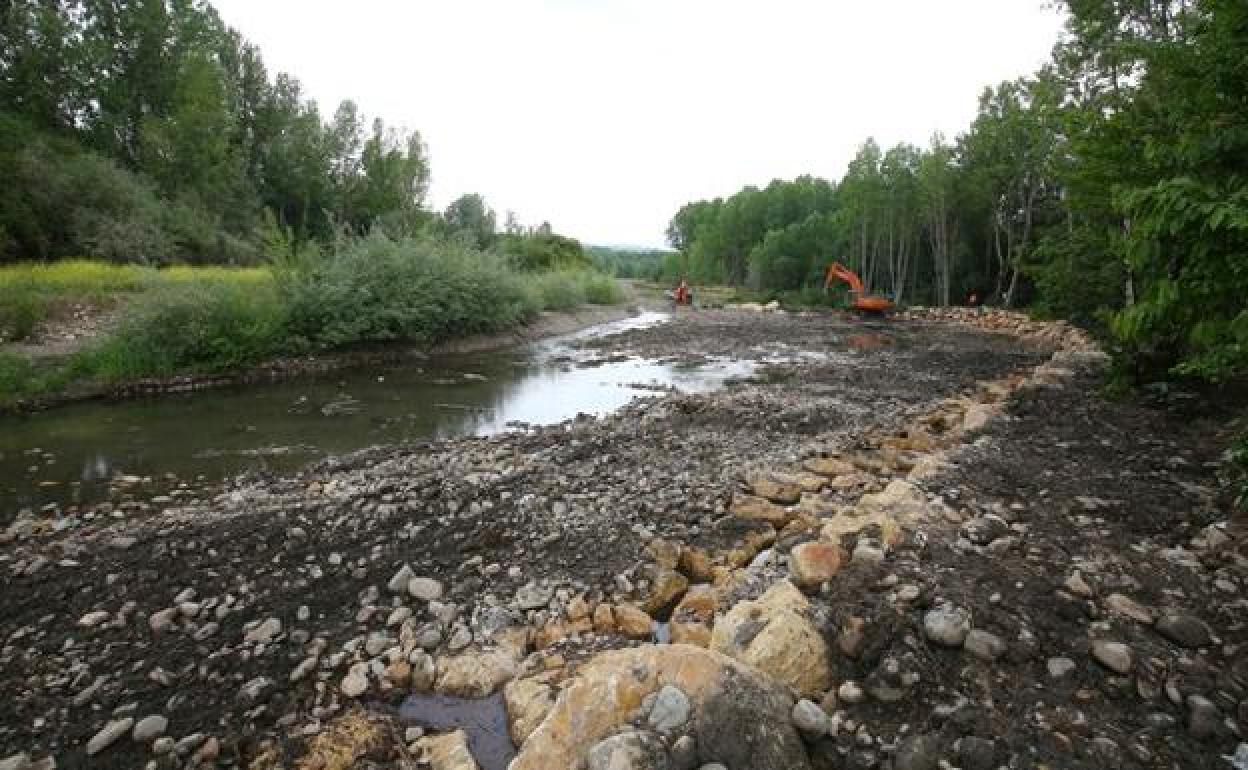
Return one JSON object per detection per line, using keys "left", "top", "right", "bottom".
{"left": 290, "top": 656, "right": 318, "bottom": 682}
{"left": 613, "top": 604, "right": 654, "bottom": 639}
{"left": 647, "top": 685, "right": 691, "bottom": 732}
{"left": 961, "top": 403, "right": 994, "bottom": 433}
{"left": 669, "top": 736, "right": 697, "bottom": 770}
{"left": 409, "top": 577, "right": 445, "bottom": 601}
{"left": 788, "top": 541, "right": 847, "bottom": 590}
{"left": 410, "top": 650, "right": 437, "bottom": 692}
{"left": 341, "top": 668, "right": 369, "bottom": 698}
{"left": 152, "top": 737, "right": 176, "bottom": 755}
{"left": 238, "top": 675, "right": 274, "bottom": 704}
{"left": 646, "top": 538, "right": 683, "bottom": 569}
{"left": 514, "top": 581, "right": 554, "bottom": 610}
{"left": 448, "top": 625, "right": 473, "bottom": 651}
{"left": 386, "top": 660, "right": 412, "bottom": 687}
{"left": 78, "top": 610, "right": 110, "bottom": 628}
{"left": 639, "top": 568, "right": 689, "bottom": 616}
{"left": 148, "top": 608, "right": 178, "bottom": 633}
{"left": 436, "top": 648, "right": 519, "bottom": 697}
{"left": 388, "top": 563, "right": 416, "bottom": 592}
{"left": 792, "top": 698, "right": 829, "bottom": 737}
{"left": 0, "top": 754, "right": 30, "bottom": 770}
{"left": 416, "top": 729, "right": 479, "bottom": 770}
{"left": 803, "top": 456, "right": 857, "bottom": 477}
{"left": 510, "top": 645, "right": 811, "bottom": 770}
{"left": 244, "top": 617, "right": 282, "bottom": 644}
{"left": 709, "top": 580, "right": 831, "bottom": 697}
{"left": 1156, "top": 614, "right": 1212, "bottom": 648}
{"left": 504, "top": 677, "right": 554, "bottom": 746}
{"left": 730, "top": 494, "right": 791, "bottom": 526}
{"left": 1105, "top": 593, "right": 1155, "bottom": 624}
{"left": 193, "top": 737, "right": 219, "bottom": 764}
{"left": 894, "top": 733, "right": 941, "bottom": 770}
{"left": 566, "top": 596, "right": 590, "bottom": 621}
{"left": 1187, "top": 695, "right": 1221, "bottom": 740}
{"left": 751, "top": 476, "right": 802, "bottom": 505}
{"left": 963, "top": 629, "right": 1006, "bottom": 662}
{"left": 593, "top": 603, "right": 616, "bottom": 633}
{"left": 958, "top": 736, "right": 996, "bottom": 770}
{"left": 87, "top": 718, "right": 134, "bottom": 755}
{"left": 587, "top": 731, "right": 666, "bottom": 770}
{"left": 838, "top": 681, "right": 865, "bottom": 704}
{"left": 1047, "top": 657, "right": 1077, "bottom": 679}
{"left": 960, "top": 515, "right": 1009, "bottom": 546}
{"left": 132, "top": 715, "right": 168, "bottom": 742}
{"left": 1064, "top": 571, "right": 1094, "bottom": 598}
{"left": 837, "top": 616, "right": 867, "bottom": 659}
{"left": 923, "top": 605, "right": 971, "bottom": 647}
{"left": 856, "top": 480, "right": 932, "bottom": 521}
{"left": 1091, "top": 641, "right": 1134, "bottom": 674}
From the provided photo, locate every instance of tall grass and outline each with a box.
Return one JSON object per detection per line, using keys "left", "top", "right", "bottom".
{"left": 1, "top": 238, "right": 624, "bottom": 397}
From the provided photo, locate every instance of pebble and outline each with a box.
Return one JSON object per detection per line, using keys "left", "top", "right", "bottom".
{"left": 132, "top": 715, "right": 168, "bottom": 742}
{"left": 1105, "top": 593, "right": 1155, "bottom": 624}
{"left": 148, "top": 608, "right": 178, "bottom": 633}
{"left": 244, "top": 617, "right": 282, "bottom": 644}
{"left": 894, "top": 732, "right": 941, "bottom": 770}
{"left": 341, "top": 667, "right": 369, "bottom": 698}
{"left": 388, "top": 564, "right": 416, "bottom": 593}
{"left": 670, "top": 735, "right": 697, "bottom": 770}
{"left": 1155, "top": 614, "right": 1212, "bottom": 648}
{"left": 151, "top": 737, "right": 175, "bottom": 755}
{"left": 923, "top": 605, "right": 971, "bottom": 647}
{"left": 1187, "top": 694, "right": 1221, "bottom": 739}
{"left": 1065, "top": 571, "right": 1094, "bottom": 598}
{"left": 963, "top": 629, "right": 1006, "bottom": 662}
{"left": 647, "top": 685, "right": 691, "bottom": 732}
{"left": 514, "top": 581, "right": 554, "bottom": 610}
{"left": 0, "top": 755, "right": 29, "bottom": 770}
{"left": 839, "top": 681, "right": 866, "bottom": 704}
{"left": 792, "top": 698, "right": 830, "bottom": 737}
{"left": 78, "top": 610, "right": 110, "bottom": 628}
{"left": 408, "top": 577, "right": 444, "bottom": 601}
{"left": 87, "top": 718, "right": 134, "bottom": 755}
{"left": 1047, "top": 657, "right": 1077, "bottom": 679}
{"left": 1091, "top": 641, "right": 1134, "bottom": 674}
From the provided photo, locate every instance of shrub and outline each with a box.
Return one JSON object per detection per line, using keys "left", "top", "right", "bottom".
{"left": 82, "top": 280, "right": 287, "bottom": 379}
{"left": 527, "top": 271, "right": 586, "bottom": 311}
{"left": 578, "top": 272, "right": 625, "bottom": 305}
{"left": 0, "top": 284, "right": 48, "bottom": 342}
{"left": 279, "top": 235, "right": 542, "bottom": 350}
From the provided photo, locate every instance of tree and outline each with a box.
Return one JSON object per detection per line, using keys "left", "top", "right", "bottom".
{"left": 443, "top": 194, "right": 496, "bottom": 249}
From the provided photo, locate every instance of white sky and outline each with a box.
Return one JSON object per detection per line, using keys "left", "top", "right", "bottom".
{"left": 210, "top": 0, "right": 1065, "bottom": 248}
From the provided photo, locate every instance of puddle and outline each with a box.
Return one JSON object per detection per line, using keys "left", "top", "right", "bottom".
{"left": 398, "top": 692, "right": 514, "bottom": 770}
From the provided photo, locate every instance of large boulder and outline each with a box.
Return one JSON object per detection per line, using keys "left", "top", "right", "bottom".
{"left": 788, "top": 541, "right": 847, "bottom": 590}
{"left": 503, "top": 677, "right": 554, "bottom": 747}
{"left": 435, "top": 648, "right": 520, "bottom": 697}
{"left": 729, "top": 494, "right": 792, "bottom": 527}
{"left": 509, "top": 645, "right": 810, "bottom": 770}
{"left": 417, "top": 729, "right": 479, "bottom": 770}
{"left": 709, "top": 580, "right": 832, "bottom": 697}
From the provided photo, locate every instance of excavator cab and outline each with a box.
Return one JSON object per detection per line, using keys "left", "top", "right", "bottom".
{"left": 824, "top": 262, "right": 894, "bottom": 314}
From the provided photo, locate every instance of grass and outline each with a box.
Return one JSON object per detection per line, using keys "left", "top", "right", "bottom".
{"left": 0, "top": 239, "right": 624, "bottom": 404}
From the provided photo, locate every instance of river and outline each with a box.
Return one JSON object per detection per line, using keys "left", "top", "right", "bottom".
{"left": 0, "top": 312, "right": 755, "bottom": 521}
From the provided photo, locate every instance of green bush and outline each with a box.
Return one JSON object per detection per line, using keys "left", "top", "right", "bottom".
{"left": 0, "top": 352, "right": 38, "bottom": 401}
{"left": 279, "top": 235, "right": 542, "bottom": 350}
{"left": 527, "top": 271, "right": 586, "bottom": 311}
{"left": 0, "top": 284, "right": 48, "bottom": 342}
{"left": 579, "top": 272, "right": 624, "bottom": 305}
{"left": 82, "top": 280, "right": 287, "bottom": 379}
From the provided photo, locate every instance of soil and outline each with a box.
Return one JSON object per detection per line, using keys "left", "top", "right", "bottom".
{"left": 0, "top": 307, "right": 1243, "bottom": 770}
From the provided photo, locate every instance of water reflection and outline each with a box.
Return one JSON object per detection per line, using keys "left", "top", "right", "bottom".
{"left": 0, "top": 312, "right": 753, "bottom": 517}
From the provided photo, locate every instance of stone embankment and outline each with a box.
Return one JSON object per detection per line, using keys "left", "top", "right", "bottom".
{"left": 1, "top": 307, "right": 1243, "bottom": 770}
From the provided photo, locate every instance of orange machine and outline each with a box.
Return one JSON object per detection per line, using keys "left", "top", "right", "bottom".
{"left": 824, "top": 262, "right": 894, "bottom": 313}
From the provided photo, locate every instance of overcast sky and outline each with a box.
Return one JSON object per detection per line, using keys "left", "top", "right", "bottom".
{"left": 210, "top": 0, "right": 1066, "bottom": 248}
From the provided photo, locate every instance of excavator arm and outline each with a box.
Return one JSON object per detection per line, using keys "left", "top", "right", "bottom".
{"left": 823, "top": 262, "right": 894, "bottom": 314}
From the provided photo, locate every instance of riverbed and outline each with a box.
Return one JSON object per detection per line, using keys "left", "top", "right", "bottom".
{"left": 0, "top": 312, "right": 761, "bottom": 520}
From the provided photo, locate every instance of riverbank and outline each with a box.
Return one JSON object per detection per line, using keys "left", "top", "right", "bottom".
{"left": 0, "top": 246, "right": 629, "bottom": 413}
{"left": 0, "top": 307, "right": 1244, "bottom": 770}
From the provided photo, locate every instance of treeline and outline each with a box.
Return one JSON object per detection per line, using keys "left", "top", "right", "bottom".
{"left": 0, "top": 1, "right": 591, "bottom": 271}
{"left": 668, "top": 1, "right": 1248, "bottom": 382}
{"left": 587, "top": 247, "right": 673, "bottom": 280}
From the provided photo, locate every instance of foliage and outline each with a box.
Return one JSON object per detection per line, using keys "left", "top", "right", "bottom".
{"left": 587, "top": 246, "right": 671, "bottom": 280}
{"left": 0, "top": 1, "right": 430, "bottom": 263}
{"left": 497, "top": 233, "right": 591, "bottom": 271}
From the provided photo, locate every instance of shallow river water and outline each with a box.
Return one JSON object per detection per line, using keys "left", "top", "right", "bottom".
{"left": 0, "top": 312, "right": 755, "bottom": 517}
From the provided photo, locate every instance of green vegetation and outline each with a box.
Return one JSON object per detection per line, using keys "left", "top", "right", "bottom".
{"left": 667, "top": 1, "right": 1248, "bottom": 385}
{"left": 588, "top": 247, "right": 673, "bottom": 281}
{"left": 0, "top": 239, "right": 623, "bottom": 405}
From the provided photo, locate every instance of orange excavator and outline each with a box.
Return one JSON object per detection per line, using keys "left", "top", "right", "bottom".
{"left": 824, "top": 262, "right": 894, "bottom": 314}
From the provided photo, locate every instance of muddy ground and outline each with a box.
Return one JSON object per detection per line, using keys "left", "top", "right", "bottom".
{"left": 0, "top": 308, "right": 1243, "bottom": 770}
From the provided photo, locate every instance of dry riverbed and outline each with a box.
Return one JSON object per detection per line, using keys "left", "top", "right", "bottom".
{"left": 0, "top": 308, "right": 1244, "bottom": 770}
